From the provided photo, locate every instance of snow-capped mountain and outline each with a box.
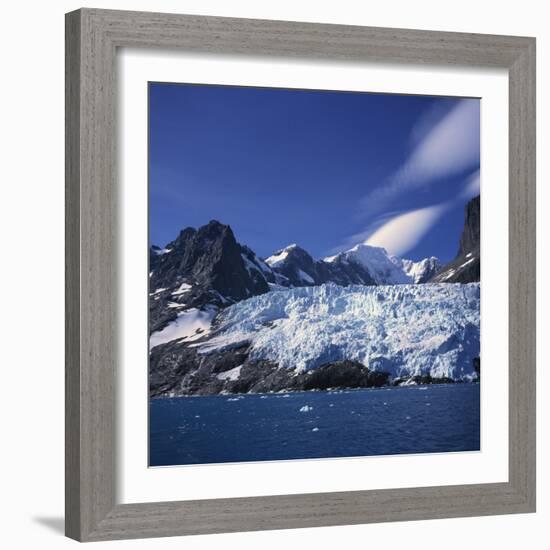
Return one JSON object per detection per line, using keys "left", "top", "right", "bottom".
{"left": 325, "top": 244, "right": 411, "bottom": 285}
{"left": 265, "top": 243, "right": 377, "bottom": 287}
{"left": 265, "top": 244, "right": 319, "bottom": 285}
{"left": 150, "top": 283, "right": 480, "bottom": 396}
{"left": 266, "top": 242, "right": 441, "bottom": 287}
{"left": 431, "top": 196, "right": 480, "bottom": 283}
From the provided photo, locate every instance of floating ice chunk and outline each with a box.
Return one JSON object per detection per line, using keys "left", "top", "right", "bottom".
{"left": 299, "top": 405, "right": 313, "bottom": 413}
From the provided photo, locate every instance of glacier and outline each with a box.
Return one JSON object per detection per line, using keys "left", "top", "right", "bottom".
{"left": 198, "top": 283, "right": 480, "bottom": 381}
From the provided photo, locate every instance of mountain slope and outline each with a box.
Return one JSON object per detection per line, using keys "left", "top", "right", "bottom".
{"left": 265, "top": 244, "right": 377, "bottom": 287}
{"left": 431, "top": 196, "right": 480, "bottom": 283}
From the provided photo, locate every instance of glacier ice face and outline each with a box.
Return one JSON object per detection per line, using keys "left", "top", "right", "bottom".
{"left": 199, "top": 283, "right": 480, "bottom": 381}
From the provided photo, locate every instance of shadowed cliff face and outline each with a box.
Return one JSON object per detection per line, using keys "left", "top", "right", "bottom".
{"left": 152, "top": 221, "right": 269, "bottom": 300}
{"left": 148, "top": 221, "right": 271, "bottom": 333}
{"left": 459, "top": 196, "right": 480, "bottom": 256}
{"left": 431, "top": 195, "right": 480, "bottom": 283}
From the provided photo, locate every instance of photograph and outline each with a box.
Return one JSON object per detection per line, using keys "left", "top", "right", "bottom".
{"left": 147, "top": 82, "right": 481, "bottom": 467}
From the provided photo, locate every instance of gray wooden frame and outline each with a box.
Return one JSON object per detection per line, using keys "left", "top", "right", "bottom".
{"left": 65, "top": 8, "right": 536, "bottom": 542}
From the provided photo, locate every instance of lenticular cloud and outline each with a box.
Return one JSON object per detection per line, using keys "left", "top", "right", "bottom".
{"left": 365, "top": 203, "right": 449, "bottom": 257}
{"left": 361, "top": 99, "right": 480, "bottom": 216}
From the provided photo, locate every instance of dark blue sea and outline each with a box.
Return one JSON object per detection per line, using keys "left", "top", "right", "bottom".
{"left": 149, "top": 384, "right": 480, "bottom": 466}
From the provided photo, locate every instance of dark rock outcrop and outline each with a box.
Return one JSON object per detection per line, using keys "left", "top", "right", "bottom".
{"left": 150, "top": 339, "right": 392, "bottom": 397}
{"left": 300, "top": 361, "right": 389, "bottom": 390}
{"left": 431, "top": 195, "right": 480, "bottom": 283}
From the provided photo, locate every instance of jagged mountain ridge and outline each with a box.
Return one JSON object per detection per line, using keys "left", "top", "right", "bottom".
{"left": 267, "top": 242, "right": 440, "bottom": 287}
{"left": 265, "top": 244, "right": 377, "bottom": 287}
{"left": 149, "top": 198, "right": 482, "bottom": 336}
{"left": 150, "top": 220, "right": 442, "bottom": 333}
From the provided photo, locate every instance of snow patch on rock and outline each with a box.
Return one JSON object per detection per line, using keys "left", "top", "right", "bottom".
{"left": 150, "top": 306, "right": 217, "bottom": 349}
{"left": 216, "top": 365, "right": 243, "bottom": 381}
{"left": 265, "top": 244, "right": 298, "bottom": 268}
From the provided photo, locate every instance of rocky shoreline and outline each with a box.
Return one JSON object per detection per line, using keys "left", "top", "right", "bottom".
{"left": 150, "top": 339, "right": 479, "bottom": 398}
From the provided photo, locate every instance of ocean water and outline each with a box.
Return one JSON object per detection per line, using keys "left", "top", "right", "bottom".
{"left": 149, "top": 384, "right": 480, "bottom": 466}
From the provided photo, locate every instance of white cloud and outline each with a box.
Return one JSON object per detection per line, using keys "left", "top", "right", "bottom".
{"left": 399, "top": 100, "right": 480, "bottom": 184}
{"left": 365, "top": 203, "right": 449, "bottom": 257}
{"left": 332, "top": 100, "right": 480, "bottom": 258}
{"left": 360, "top": 99, "right": 480, "bottom": 216}
{"left": 459, "top": 170, "right": 481, "bottom": 200}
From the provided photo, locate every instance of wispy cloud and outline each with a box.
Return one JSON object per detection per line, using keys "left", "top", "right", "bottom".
{"left": 360, "top": 99, "right": 480, "bottom": 218}
{"left": 459, "top": 170, "right": 480, "bottom": 200}
{"left": 329, "top": 99, "right": 480, "bottom": 258}
{"left": 364, "top": 203, "right": 450, "bottom": 257}
{"left": 339, "top": 167, "right": 480, "bottom": 258}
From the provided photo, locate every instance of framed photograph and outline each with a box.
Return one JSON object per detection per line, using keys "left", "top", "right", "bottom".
{"left": 65, "top": 8, "right": 536, "bottom": 542}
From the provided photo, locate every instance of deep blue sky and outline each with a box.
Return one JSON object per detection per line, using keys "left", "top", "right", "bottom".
{"left": 149, "top": 83, "right": 479, "bottom": 263}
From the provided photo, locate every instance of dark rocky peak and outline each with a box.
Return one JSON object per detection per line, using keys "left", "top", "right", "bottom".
{"left": 149, "top": 221, "right": 270, "bottom": 333}
{"left": 167, "top": 221, "right": 232, "bottom": 251}
{"left": 198, "top": 219, "right": 233, "bottom": 243}
{"left": 459, "top": 195, "right": 480, "bottom": 255}
{"left": 282, "top": 244, "right": 313, "bottom": 261}
{"left": 168, "top": 226, "right": 197, "bottom": 249}
{"left": 266, "top": 243, "right": 312, "bottom": 264}
{"left": 430, "top": 195, "right": 480, "bottom": 284}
